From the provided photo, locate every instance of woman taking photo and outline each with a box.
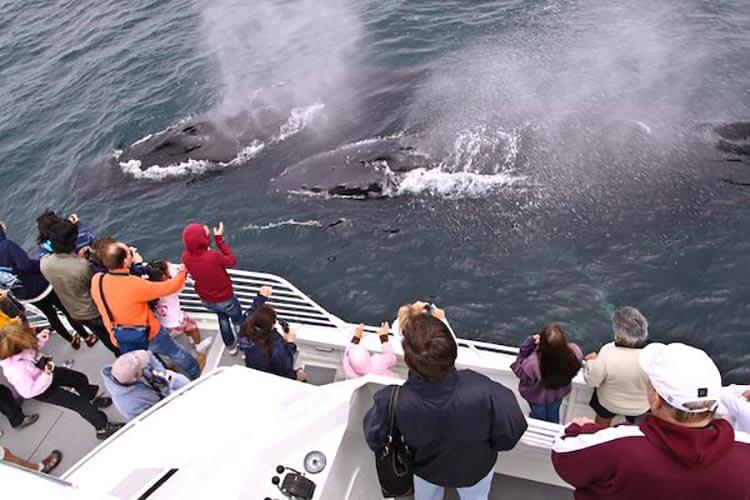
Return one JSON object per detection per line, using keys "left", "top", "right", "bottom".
{"left": 511, "top": 323, "right": 583, "bottom": 423}
{"left": 239, "top": 305, "right": 307, "bottom": 381}
{"left": 0, "top": 321, "right": 122, "bottom": 439}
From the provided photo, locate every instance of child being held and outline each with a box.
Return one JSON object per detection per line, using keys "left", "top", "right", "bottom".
{"left": 145, "top": 262, "right": 213, "bottom": 362}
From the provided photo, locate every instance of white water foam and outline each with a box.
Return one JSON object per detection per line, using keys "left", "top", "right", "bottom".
{"left": 241, "top": 219, "right": 322, "bottom": 230}
{"left": 118, "top": 103, "right": 324, "bottom": 180}
{"left": 396, "top": 168, "right": 527, "bottom": 198}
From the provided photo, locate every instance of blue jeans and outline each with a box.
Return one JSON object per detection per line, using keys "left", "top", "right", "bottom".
{"left": 148, "top": 327, "right": 200, "bottom": 380}
{"left": 201, "top": 297, "right": 244, "bottom": 347}
{"left": 529, "top": 401, "right": 562, "bottom": 424}
{"left": 414, "top": 469, "right": 494, "bottom": 500}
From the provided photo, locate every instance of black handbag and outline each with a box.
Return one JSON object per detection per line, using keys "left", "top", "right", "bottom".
{"left": 375, "top": 385, "right": 414, "bottom": 498}
{"left": 98, "top": 274, "right": 150, "bottom": 353}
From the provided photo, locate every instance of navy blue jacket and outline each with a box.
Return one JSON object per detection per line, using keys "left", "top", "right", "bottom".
{"left": 239, "top": 332, "right": 298, "bottom": 379}
{"left": 0, "top": 229, "right": 49, "bottom": 300}
{"left": 364, "top": 369, "right": 528, "bottom": 487}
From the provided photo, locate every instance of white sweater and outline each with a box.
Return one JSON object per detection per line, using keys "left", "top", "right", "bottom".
{"left": 720, "top": 385, "right": 750, "bottom": 433}
{"left": 583, "top": 342, "right": 649, "bottom": 416}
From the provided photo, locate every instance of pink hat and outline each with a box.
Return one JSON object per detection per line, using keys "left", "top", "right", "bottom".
{"left": 345, "top": 344, "right": 373, "bottom": 376}
{"left": 111, "top": 350, "right": 150, "bottom": 385}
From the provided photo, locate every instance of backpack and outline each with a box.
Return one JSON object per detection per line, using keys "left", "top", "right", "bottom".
{"left": 0, "top": 266, "right": 21, "bottom": 290}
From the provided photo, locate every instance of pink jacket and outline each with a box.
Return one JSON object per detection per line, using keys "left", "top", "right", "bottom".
{"left": 343, "top": 342, "right": 400, "bottom": 379}
{"left": 0, "top": 331, "right": 52, "bottom": 398}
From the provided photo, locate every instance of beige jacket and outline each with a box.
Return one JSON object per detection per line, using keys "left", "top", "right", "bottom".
{"left": 583, "top": 342, "right": 649, "bottom": 416}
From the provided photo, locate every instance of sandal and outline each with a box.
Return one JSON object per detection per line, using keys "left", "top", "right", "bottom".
{"left": 70, "top": 334, "right": 81, "bottom": 350}
{"left": 84, "top": 335, "right": 99, "bottom": 348}
{"left": 40, "top": 450, "right": 62, "bottom": 474}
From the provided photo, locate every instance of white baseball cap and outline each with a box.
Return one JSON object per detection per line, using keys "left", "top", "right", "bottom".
{"left": 639, "top": 343, "right": 722, "bottom": 413}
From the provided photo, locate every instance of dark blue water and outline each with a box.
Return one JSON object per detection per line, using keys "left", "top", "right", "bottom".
{"left": 1, "top": 0, "right": 749, "bottom": 380}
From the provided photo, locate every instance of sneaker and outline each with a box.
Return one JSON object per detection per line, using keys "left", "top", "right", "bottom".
{"left": 84, "top": 335, "right": 99, "bottom": 348}
{"left": 70, "top": 334, "right": 81, "bottom": 350}
{"left": 227, "top": 343, "right": 239, "bottom": 356}
{"left": 39, "top": 450, "right": 62, "bottom": 474}
{"left": 96, "top": 422, "right": 124, "bottom": 440}
{"left": 18, "top": 414, "right": 39, "bottom": 429}
{"left": 195, "top": 337, "right": 214, "bottom": 355}
{"left": 91, "top": 396, "right": 112, "bottom": 409}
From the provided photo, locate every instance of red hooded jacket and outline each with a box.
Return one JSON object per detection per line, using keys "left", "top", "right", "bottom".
{"left": 552, "top": 415, "right": 750, "bottom": 499}
{"left": 181, "top": 223, "right": 237, "bottom": 303}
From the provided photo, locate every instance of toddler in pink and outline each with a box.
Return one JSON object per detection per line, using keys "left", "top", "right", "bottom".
{"left": 342, "top": 322, "right": 400, "bottom": 379}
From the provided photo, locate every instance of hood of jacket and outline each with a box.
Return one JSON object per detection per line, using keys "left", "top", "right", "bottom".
{"left": 182, "top": 223, "right": 209, "bottom": 255}
{"left": 641, "top": 415, "right": 735, "bottom": 469}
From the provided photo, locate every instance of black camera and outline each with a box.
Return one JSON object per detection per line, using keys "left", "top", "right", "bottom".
{"left": 35, "top": 356, "right": 52, "bottom": 370}
{"left": 278, "top": 318, "right": 290, "bottom": 334}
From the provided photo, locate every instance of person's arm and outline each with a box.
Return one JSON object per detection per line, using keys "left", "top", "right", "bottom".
{"left": 241, "top": 290, "right": 269, "bottom": 323}
{"left": 552, "top": 419, "right": 637, "bottom": 489}
{"left": 131, "top": 269, "right": 188, "bottom": 302}
{"left": 363, "top": 387, "right": 394, "bottom": 452}
{"left": 3, "top": 354, "right": 53, "bottom": 399}
{"left": 510, "top": 336, "right": 540, "bottom": 384}
{"left": 375, "top": 342, "right": 398, "bottom": 370}
{"left": 272, "top": 338, "right": 297, "bottom": 379}
{"left": 582, "top": 351, "right": 607, "bottom": 388}
{"left": 7, "top": 240, "right": 40, "bottom": 273}
{"left": 213, "top": 235, "right": 237, "bottom": 267}
{"left": 488, "top": 382, "right": 528, "bottom": 451}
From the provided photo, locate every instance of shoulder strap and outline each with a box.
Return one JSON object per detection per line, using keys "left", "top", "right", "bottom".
{"left": 97, "top": 273, "right": 116, "bottom": 325}
{"left": 387, "top": 385, "right": 400, "bottom": 438}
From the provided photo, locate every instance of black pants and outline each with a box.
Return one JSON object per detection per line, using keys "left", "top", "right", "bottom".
{"left": 79, "top": 316, "right": 120, "bottom": 356}
{"left": 0, "top": 384, "right": 24, "bottom": 428}
{"left": 32, "top": 290, "right": 90, "bottom": 344}
{"left": 34, "top": 367, "right": 107, "bottom": 430}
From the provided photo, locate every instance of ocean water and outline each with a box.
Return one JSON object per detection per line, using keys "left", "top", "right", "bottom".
{"left": 1, "top": 0, "right": 748, "bottom": 380}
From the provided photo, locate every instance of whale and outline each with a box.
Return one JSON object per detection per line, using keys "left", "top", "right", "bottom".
{"left": 714, "top": 122, "right": 750, "bottom": 156}
{"left": 270, "top": 138, "right": 436, "bottom": 198}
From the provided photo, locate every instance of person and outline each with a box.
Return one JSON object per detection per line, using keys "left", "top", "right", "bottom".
{"left": 0, "top": 221, "right": 94, "bottom": 349}
{"left": 39, "top": 219, "right": 119, "bottom": 355}
{"left": 36, "top": 210, "right": 96, "bottom": 258}
{"left": 144, "top": 261, "right": 212, "bottom": 361}
{"left": 0, "top": 289, "right": 27, "bottom": 328}
{"left": 720, "top": 384, "right": 750, "bottom": 433}
{"left": 342, "top": 322, "right": 399, "bottom": 379}
{"left": 1, "top": 445, "right": 61, "bottom": 474}
{"left": 0, "top": 322, "right": 123, "bottom": 439}
{"left": 364, "top": 315, "right": 528, "bottom": 500}
{"left": 239, "top": 304, "right": 307, "bottom": 381}
{"left": 582, "top": 306, "right": 650, "bottom": 426}
{"left": 102, "top": 350, "right": 190, "bottom": 421}
{"left": 511, "top": 323, "right": 583, "bottom": 423}
{"left": 181, "top": 222, "right": 243, "bottom": 354}
{"left": 552, "top": 342, "right": 750, "bottom": 499}
{"left": 0, "top": 383, "right": 38, "bottom": 429}
{"left": 394, "top": 300, "right": 448, "bottom": 336}
{"left": 90, "top": 241, "right": 201, "bottom": 380}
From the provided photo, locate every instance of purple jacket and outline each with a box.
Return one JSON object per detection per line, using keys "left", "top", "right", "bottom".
{"left": 511, "top": 336, "right": 583, "bottom": 405}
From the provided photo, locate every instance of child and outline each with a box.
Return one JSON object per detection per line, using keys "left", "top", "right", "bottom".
{"left": 181, "top": 222, "right": 243, "bottom": 354}
{"left": 145, "top": 261, "right": 213, "bottom": 363}
{"left": 342, "top": 322, "right": 400, "bottom": 379}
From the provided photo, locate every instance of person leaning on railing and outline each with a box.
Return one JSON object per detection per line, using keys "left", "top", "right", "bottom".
{"left": 552, "top": 343, "right": 750, "bottom": 499}
{"left": 582, "top": 306, "right": 650, "bottom": 427}
{"left": 364, "top": 314, "right": 527, "bottom": 500}
{"left": 342, "top": 322, "right": 399, "bottom": 380}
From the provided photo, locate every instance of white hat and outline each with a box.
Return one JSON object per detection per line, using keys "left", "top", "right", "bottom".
{"left": 639, "top": 343, "right": 722, "bottom": 413}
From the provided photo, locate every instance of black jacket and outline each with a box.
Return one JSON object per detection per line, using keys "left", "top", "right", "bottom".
{"left": 363, "top": 369, "right": 527, "bottom": 487}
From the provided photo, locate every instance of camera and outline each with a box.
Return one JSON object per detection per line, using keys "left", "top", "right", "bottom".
{"left": 143, "top": 366, "right": 172, "bottom": 395}
{"left": 278, "top": 318, "right": 290, "bottom": 334}
{"left": 35, "top": 356, "right": 52, "bottom": 370}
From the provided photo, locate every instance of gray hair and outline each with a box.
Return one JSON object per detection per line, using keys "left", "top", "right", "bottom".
{"left": 611, "top": 306, "right": 648, "bottom": 347}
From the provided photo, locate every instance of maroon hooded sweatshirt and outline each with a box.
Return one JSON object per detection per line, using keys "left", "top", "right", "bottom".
{"left": 181, "top": 223, "right": 237, "bottom": 303}
{"left": 552, "top": 415, "right": 750, "bottom": 499}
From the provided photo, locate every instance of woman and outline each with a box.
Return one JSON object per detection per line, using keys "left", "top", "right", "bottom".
{"left": 394, "top": 300, "right": 448, "bottom": 336}
{"left": 511, "top": 323, "right": 583, "bottom": 423}
{"left": 0, "top": 221, "right": 94, "bottom": 350}
{"left": 0, "top": 321, "right": 122, "bottom": 439}
{"left": 239, "top": 305, "right": 306, "bottom": 381}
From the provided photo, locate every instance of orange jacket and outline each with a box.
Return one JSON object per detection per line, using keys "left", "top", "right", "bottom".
{"left": 90, "top": 269, "right": 187, "bottom": 345}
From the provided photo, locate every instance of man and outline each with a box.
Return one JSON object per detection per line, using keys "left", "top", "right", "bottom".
{"left": 90, "top": 241, "right": 200, "bottom": 379}
{"left": 39, "top": 219, "right": 119, "bottom": 355}
{"left": 364, "top": 315, "right": 527, "bottom": 499}
{"left": 102, "top": 350, "right": 189, "bottom": 420}
{"left": 552, "top": 343, "right": 750, "bottom": 499}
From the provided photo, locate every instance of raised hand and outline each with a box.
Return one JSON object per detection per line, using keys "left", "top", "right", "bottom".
{"left": 213, "top": 222, "right": 224, "bottom": 237}
{"left": 259, "top": 285, "right": 272, "bottom": 297}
